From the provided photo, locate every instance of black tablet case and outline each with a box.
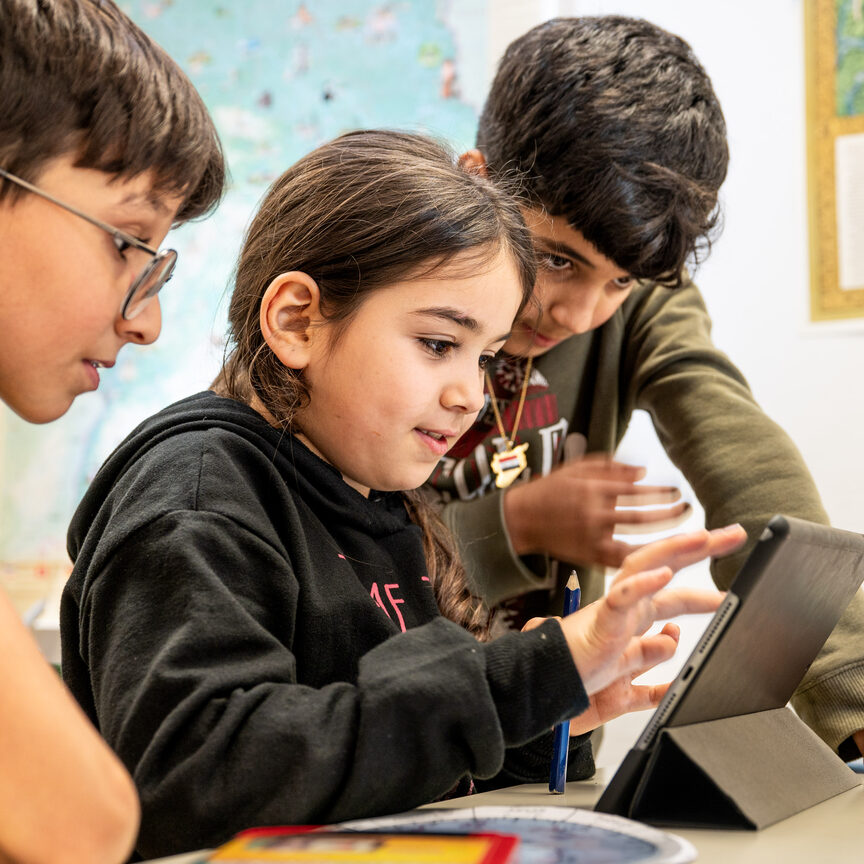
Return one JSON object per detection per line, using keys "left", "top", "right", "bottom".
{"left": 595, "top": 515, "right": 864, "bottom": 829}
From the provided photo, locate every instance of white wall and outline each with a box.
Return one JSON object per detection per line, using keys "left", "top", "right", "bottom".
{"left": 485, "top": 0, "right": 864, "bottom": 767}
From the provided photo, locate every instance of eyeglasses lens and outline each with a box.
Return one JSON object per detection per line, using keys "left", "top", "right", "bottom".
{"left": 123, "top": 250, "right": 177, "bottom": 320}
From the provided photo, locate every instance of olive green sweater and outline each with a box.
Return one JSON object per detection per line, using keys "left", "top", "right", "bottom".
{"left": 429, "top": 278, "right": 864, "bottom": 758}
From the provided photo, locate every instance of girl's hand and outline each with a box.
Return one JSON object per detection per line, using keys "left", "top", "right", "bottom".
{"left": 558, "top": 525, "right": 747, "bottom": 696}
{"left": 567, "top": 622, "right": 679, "bottom": 735}
{"left": 523, "top": 617, "right": 681, "bottom": 734}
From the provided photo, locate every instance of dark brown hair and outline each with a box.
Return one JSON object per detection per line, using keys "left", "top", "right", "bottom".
{"left": 477, "top": 16, "right": 728, "bottom": 284}
{"left": 218, "top": 130, "right": 536, "bottom": 637}
{"left": 0, "top": 0, "right": 225, "bottom": 222}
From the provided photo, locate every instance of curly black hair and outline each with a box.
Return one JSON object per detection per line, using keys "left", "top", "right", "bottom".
{"left": 477, "top": 16, "right": 729, "bottom": 285}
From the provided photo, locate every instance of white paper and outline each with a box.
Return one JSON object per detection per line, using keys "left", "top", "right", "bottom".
{"left": 834, "top": 133, "right": 864, "bottom": 290}
{"left": 339, "top": 805, "right": 697, "bottom": 864}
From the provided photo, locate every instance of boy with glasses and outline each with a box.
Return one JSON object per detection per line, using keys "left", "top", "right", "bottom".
{"left": 0, "top": 167, "right": 178, "bottom": 322}
{"left": 430, "top": 16, "right": 864, "bottom": 766}
{"left": 0, "top": 0, "right": 225, "bottom": 860}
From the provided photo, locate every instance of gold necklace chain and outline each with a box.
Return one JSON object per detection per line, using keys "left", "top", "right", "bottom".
{"left": 485, "top": 356, "right": 533, "bottom": 446}
{"left": 484, "top": 356, "right": 533, "bottom": 488}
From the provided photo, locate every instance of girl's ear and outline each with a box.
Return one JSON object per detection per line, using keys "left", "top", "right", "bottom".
{"left": 458, "top": 149, "right": 488, "bottom": 177}
{"left": 259, "top": 271, "right": 324, "bottom": 370}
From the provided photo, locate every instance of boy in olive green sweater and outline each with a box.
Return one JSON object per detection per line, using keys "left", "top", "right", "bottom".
{"left": 428, "top": 16, "right": 864, "bottom": 761}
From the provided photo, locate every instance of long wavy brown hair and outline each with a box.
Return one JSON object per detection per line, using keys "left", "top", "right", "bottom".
{"left": 216, "top": 130, "right": 536, "bottom": 639}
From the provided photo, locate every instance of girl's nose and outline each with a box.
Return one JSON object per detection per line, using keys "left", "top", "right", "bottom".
{"left": 441, "top": 370, "right": 486, "bottom": 415}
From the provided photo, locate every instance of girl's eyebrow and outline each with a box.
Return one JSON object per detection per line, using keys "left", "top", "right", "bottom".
{"left": 411, "top": 307, "right": 511, "bottom": 342}
{"left": 413, "top": 306, "right": 479, "bottom": 331}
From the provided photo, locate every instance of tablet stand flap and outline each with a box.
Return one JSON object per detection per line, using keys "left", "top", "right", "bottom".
{"left": 626, "top": 707, "right": 859, "bottom": 830}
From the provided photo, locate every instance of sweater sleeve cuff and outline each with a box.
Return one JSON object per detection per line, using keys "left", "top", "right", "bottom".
{"left": 503, "top": 730, "right": 595, "bottom": 783}
{"left": 792, "top": 662, "right": 864, "bottom": 753}
{"left": 482, "top": 619, "right": 588, "bottom": 746}
{"left": 475, "top": 731, "right": 595, "bottom": 789}
{"left": 441, "top": 491, "right": 552, "bottom": 606}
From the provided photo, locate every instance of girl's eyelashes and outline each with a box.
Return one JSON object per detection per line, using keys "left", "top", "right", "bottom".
{"left": 418, "top": 337, "right": 456, "bottom": 358}
{"left": 612, "top": 276, "right": 634, "bottom": 289}
{"left": 417, "top": 339, "right": 501, "bottom": 370}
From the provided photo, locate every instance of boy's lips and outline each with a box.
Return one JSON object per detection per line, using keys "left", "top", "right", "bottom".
{"left": 513, "top": 321, "right": 566, "bottom": 350}
{"left": 530, "top": 331, "right": 563, "bottom": 348}
{"left": 82, "top": 358, "right": 116, "bottom": 390}
{"left": 516, "top": 326, "right": 565, "bottom": 350}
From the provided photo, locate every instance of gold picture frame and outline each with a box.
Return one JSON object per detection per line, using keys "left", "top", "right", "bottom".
{"left": 806, "top": 0, "right": 864, "bottom": 320}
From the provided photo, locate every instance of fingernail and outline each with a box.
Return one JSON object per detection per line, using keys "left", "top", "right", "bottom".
{"left": 718, "top": 523, "right": 743, "bottom": 533}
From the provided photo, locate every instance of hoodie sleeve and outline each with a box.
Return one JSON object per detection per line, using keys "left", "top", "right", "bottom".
{"left": 68, "top": 510, "right": 587, "bottom": 860}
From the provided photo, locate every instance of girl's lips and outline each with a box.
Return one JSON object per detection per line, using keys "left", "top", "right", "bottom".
{"left": 414, "top": 427, "right": 454, "bottom": 457}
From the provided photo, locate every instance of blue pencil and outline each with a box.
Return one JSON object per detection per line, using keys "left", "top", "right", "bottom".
{"left": 549, "top": 569, "right": 581, "bottom": 794}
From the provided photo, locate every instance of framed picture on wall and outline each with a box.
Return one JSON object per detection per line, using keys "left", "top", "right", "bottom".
{"left": 805, "top": 0, "right": 864, "bottom": 320}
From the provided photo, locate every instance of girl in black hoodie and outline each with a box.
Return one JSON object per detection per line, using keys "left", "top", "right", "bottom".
{"left": 61, "top": 130, "right": 744, "bottom": 860}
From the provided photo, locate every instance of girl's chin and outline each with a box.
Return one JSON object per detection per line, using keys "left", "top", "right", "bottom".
{"left": 339, "top": 468, "right": 432, "bottom": 498}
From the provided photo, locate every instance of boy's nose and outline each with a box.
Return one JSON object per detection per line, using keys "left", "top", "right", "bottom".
{"left": 549, "top": 288, "right": 601, "bottom": 333}
{"left": 117, "top": 295, "right": 162, "bottom": 346}
{"left": 549, "top": 294, "right": 597, "bottom": 335}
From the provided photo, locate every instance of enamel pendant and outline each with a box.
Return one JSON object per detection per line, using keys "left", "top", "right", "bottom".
{"left": 490, "top": 442, "right": 529, "bottom": 488}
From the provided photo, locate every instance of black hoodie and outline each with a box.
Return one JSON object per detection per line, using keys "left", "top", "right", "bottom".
{"left": 61, "top": 391, "right": 590, "bottom": 860}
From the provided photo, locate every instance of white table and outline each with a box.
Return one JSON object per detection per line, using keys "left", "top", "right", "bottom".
{"left": 146, "top": 767, "right": 864, "bottom": 863}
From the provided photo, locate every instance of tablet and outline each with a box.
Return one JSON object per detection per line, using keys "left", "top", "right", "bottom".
{"left": 596, "top": 514, "right": 864, "bottom": 815}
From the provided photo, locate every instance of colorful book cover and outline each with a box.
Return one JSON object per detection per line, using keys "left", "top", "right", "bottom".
{"left": 206, "top": 825, "right": 517, "bottom": 864}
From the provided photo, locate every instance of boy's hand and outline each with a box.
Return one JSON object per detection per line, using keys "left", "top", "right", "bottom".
{"left": 558, "top": 526, "right": 746, "bottom": 695}
{"left": 503, "top": 455, "right": 690, "bottom": 568}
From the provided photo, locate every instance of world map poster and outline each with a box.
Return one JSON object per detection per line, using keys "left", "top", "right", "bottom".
{"left": 0, "top": 0, "right": 487, "bottom": 609}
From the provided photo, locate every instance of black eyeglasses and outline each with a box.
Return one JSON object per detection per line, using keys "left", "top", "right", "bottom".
{"left": 0, "top": 166, "right": 177, "bottom": 320}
